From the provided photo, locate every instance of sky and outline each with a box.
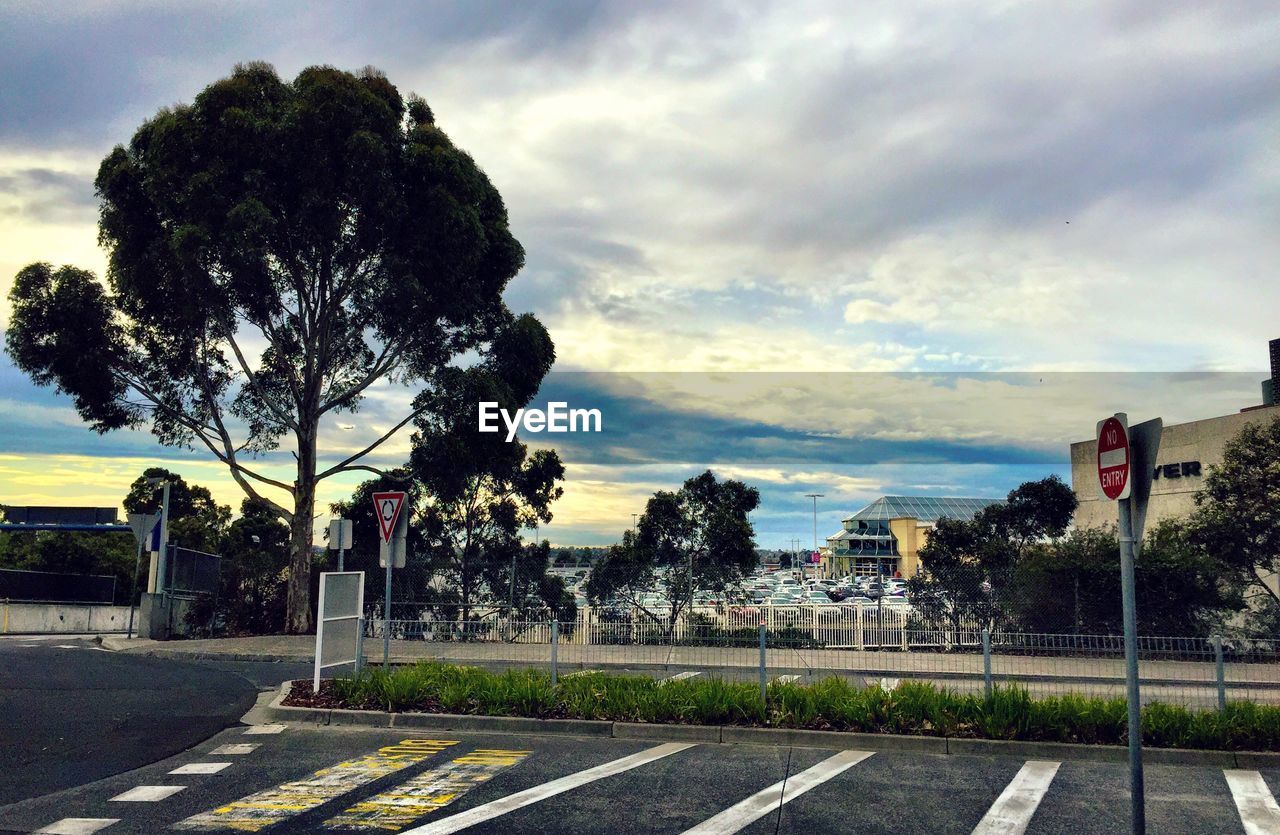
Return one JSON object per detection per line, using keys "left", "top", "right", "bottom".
{"left": 0, "top": 1, "right": 1276, "bottom": 547}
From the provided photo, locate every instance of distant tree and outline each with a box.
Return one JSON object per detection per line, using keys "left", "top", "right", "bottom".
{"left": 123, "top": 467, "right": 231, "bottom": 553}
{"left": 907, "top": 476, "right": 1076, "bottom": 632}
{"left": 217, "top": 498, "right": 290, "bottom": 634}
{"left": 0, "top": 528, "right": 135, "bottom": 603}
{"left": 1187, "top": 415, "right": 1280, "bottom": 633}
{"left": 408, "top": 359, "right": 561, "bottom": 620}
{"left": 5, "top": 63, "right": 544, "bottom": 632}
{"left": 1007, "top": 521, "right": 1241, "bottom": 637}
{"left": 586, "top": 470, "right": 759, "bottom": 635}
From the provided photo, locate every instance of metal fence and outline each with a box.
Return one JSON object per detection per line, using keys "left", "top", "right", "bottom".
{"left": 0, "top": 567, "right": 117, "bottom": 603}
{"left": 361, "top": 605, "right": 1280, "bottom": 709}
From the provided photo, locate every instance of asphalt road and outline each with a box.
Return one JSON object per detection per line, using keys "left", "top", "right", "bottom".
{"left": 0, "top": 636, "right": 309, "bottom": 806}
{"left": 0, "top": 723, "right": 1269, "bottom": 834}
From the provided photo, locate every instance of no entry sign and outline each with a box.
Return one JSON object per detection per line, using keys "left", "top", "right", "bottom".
{"left": 1097, "top": 414, "right": 1131, "bottom": 500}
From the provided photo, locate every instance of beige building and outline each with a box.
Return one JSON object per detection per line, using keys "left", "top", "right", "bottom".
{"left": 1071, "top": 403, "right": 1280, "bottom": 531}
{"left": 825, "top": 496, "right": 1002, "bottom": 579}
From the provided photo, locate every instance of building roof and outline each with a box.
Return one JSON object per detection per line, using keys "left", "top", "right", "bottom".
{"left": 841, "top": 495, "right": 1003, "bottom": 524}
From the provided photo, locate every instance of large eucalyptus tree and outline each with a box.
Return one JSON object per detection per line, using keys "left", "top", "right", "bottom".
{"left": 5, "top": 63, "right": 550, "bottom": 631}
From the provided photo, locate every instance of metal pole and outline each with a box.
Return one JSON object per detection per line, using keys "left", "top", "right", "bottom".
{"left": 155, "top": 481, "right": 171, "bottom": 595}
{"left": 551, "top": 619, "right": 559, "bottom": 687}
{"left": 1118, "top": 497, "right": 1145, "bottom": 835}
{"left": 383, "top": 560, "right": 392, "bottom": 668}
{"left": 982, "top": 628, "right": 992, "bottom": 698}
{"left": 355, "top": 617, "right": 366, "bottom": 674}
{"left": 1213, "top": 635, "right": 1226, "bottom": 711}
{"left": 338, "top": 544, "right": 345, "bottom": 573}
{"left": 127, "top": 538, "right": 143, "bottom": 639}
{"left": 758, "top": 621, "right": 767, "bottom": 707}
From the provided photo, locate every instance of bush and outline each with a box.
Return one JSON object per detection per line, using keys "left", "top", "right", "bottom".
{"left": 323, "top": 663, "right": 1280, "bottom": 751}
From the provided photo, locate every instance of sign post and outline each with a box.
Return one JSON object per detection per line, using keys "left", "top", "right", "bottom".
{"left": 1097, "top": 413, "right": 1161, "bottom": 835}
{"left": 328, "top": 518, "right": 353, "bottom": 571}
{"left": 372, "top": 491, "right": 406, "bottom": 668}
{"left": 125, "top": 513, "right": 159, "bottom": 639}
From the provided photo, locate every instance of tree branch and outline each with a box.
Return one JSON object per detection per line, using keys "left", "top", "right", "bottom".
{"left": 314, "top": 405, "right": 427, "bottom": 481}
{"left": 318, "top": 337, "right": 408, "bottom": 416}
{"left": 223, "top": 329, "right": 299, "bottom": 432}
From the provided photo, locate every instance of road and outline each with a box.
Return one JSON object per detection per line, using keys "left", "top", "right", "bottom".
{"left": 0, "top": 721, "right": 1275, "bottom": 833}
{"left": 0, "top": 636, "right": 310, "bottom": 807}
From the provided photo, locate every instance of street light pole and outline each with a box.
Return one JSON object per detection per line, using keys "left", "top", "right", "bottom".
{"left": 804, "top": 493, "right": 823, "bottom": 578}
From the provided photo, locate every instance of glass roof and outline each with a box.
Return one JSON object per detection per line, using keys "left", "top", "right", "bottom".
{"left": 842, "top": 495, "right": 1002, "bottom": 524}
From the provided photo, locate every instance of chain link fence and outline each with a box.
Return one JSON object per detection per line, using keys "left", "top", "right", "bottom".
{"left": 359, "top": 604, "right": 1280, "bottom": 708}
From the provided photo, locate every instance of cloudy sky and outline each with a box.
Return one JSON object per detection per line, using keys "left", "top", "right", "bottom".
{"left": 0, "top": 1, "right": 1276, "bottom": 546}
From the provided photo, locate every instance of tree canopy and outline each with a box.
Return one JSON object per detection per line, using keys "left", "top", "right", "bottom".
{"left": 907, "top": 476, "right": 1076, "bottom": 631}
{"left": 5, "top": 62, "right": 549, "bottom": 631}
{"left": 1188, "top": 414, "right": 1280, "bottom": 635}
{"left": 586, "top": 470, "right": 759, "bottom": 632}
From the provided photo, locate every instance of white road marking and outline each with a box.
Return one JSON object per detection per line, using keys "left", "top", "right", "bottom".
{"left": 210, "top": 743, "right": 260, "bottom": 755}
{"left": 110, "top": 785, "right": 186, "bottom": 802}
{"left": 401, "top": 742, "right": 696, "bottom": 835}
{"left": 169, "top": 762, "right": 231, "bottom": 775}
{"left": 681, "top": 749, "right": 874, "bottom": 835}
{"left": 1226, "top": 770, "right": 1280, "bottom": 835}
{"left": 658, "top": 671, "right": 701, "bottom": 686}
{"left": 243, "top": 724, "right": 285, "bottom": 735}
{"left": 54, "top": 644, "right": 81, "bottom": 649}
{"left": 971, "top": 761, "right": 1061, "bottom": 835}
{"left": 35, "top": 819, "right": 119, "bottom": 835}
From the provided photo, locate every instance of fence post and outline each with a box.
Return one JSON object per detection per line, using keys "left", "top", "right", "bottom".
{"left": 981, "top": 628, "right": 992, "bottom": 698}
{"left": 1212, "top": 635, "right": 1225, "bottom": 711}
{"left": 551, "top": 619, "right": 560, "bottom": 687}
{"left": 758, "top": 620, "right": 767, "bottom": 708}
{"left": 355, "top": 617, "right": 366, "bottom": 674}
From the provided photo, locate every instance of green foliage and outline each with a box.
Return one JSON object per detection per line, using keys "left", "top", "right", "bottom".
{"left": 908, "top": 476, "right": 1077, "bottom": 632}
{"left": 1188, "top": 415, "right": 1280, "bottom": 636}
{"left": 5, "top": 62, "right": 549, "bottom": 633}
{"left": 408, "top": 362, "right": 563, "bottom": 616}
{"left": 217, "top": 498, "right": 290, "bottom": 634}
{"left": 326, "top": 663, "right": 1280, "bottom": 751}
{"left": 0, "top": 529, "right": 135, "bottom": 603}
{"left": 124, "top": 467, "right": 231, "bottom": 554}
{"left": 1007, "top": 522, "right": 1240, "bottom": 637}
{"left": 586, "top": 470, "right": 760, "bottom": 633}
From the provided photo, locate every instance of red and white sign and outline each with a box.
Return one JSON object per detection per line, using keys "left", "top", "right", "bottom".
{"left": 1096, "top": 414, "right": 1131, "bottom": 501}
{"left": 371, "top": 491, "right": 407, "bottom": 544}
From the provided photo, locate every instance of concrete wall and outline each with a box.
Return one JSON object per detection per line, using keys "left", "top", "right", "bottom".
{"left": 1071, "top": 404, "right": 1280, "bottom": 531}
{"left": 0, "top": 600, "right": 133, "bottom": 634}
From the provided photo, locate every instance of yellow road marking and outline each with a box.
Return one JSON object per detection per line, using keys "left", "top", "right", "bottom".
{"left": 174, "top": 740, "right": 458, "bottom": 832}
{"left": 324, "top": 749, "right": 532, "bottom": 830}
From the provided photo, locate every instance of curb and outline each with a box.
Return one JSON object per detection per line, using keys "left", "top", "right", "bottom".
{"left": 260, "top": 688, "right": 1273, "bottom": 766}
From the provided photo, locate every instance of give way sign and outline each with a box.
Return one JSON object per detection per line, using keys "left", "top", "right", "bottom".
{"left": 1096, "top": 414, "right": 1131, "bottom": 500}
{"left": 371, "top": 491, "right": 407, "bottom": 544}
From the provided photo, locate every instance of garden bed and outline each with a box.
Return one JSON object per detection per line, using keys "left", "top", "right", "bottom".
{"left": 284, "top": 661, "right": 1280, "bottom": 751}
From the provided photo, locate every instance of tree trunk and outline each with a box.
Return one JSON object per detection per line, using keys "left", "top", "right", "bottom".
{"left": 285, "top": 429, "right": 317, "bottom": 633}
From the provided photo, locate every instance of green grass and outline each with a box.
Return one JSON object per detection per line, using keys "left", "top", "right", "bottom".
{"left": 325, "top": 662, "right": 1280, "bottom": 751}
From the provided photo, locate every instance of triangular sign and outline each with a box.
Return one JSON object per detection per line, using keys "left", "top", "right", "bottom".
{"left": 372, "top": 491, "right": 407, "bottom": 544}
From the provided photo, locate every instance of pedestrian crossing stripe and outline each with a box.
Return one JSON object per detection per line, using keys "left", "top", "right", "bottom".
{"left": 325, "top": 749, "right": 532, "bottom": 831}
{"left": 173, "top": 739, "right": 459, "bottom": 832}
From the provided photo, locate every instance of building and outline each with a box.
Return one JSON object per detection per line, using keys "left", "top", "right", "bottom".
{"left": 1071, "top": 338, "right": 1280, "bottom": 532}
{"left": 825, "top": 496, "right": 1003, "bottom": 579}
